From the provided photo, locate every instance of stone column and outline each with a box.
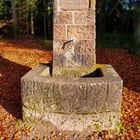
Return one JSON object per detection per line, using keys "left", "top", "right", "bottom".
{"left": 53, "top": 0, "right": 96, "bottom": 77}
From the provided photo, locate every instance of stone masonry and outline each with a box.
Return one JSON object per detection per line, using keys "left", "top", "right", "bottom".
{"left": 53, "top": 0, "right": 96, "bottom": 76}
{"left": 21, "top": 64, "right": 123, "bottom": 132}
{"left": 21, "top": 0, "right": 123, "bottom": 133}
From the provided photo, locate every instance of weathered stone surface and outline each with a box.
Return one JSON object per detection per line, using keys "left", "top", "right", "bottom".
{"left": 74, "top": 11, "right": 95, "bottom": 24}
{"left": 53, "top": 40, "right": 63, "bottom": 54}
{"left": 21, "top": 80, "right": 43, "bottom": 112}
{"left": 52, "top": 81, "right": 108, "bottom": 113}
{"left": 53, "top": 25, "right": 66, "bottom": 40}
{"left": 53, "top": 40, "right": 95, "bottom": 68}
{"left": 73, "top": 52, "right": 95, "bottom": 66}
{"left": 52, "top": 64, "right": 96, "bottom": 77}
{"left": 21, "top": 72, "right": 122, "bottom": 131}
{"left": 53, "top": 52, "right": 95, "bottom": 68}
{"left": 74, "top": 40, "right": 95, "bottom": 66}
{"left": 67, "top": 25, "right": 94, "bottom": 40}
{"left": 84, "top": 112, "right": 120, "bottom": 130}
{"left": 106, "top": 82, "right": 123, "bottom": 111}
{"left": 89, "top": 0, "right": 96, "bottom": 11}
{"left": 42, "top": 82, "right": 55, "bottom": 112}
{"left": 22, "top": 65, "right": 122, "bottom": 114}
{"left": 53, "top": 53, "right": 66, "bottom": 67}
{"left": 54, "top": 12, "right": 73, "bottom": 24}
{"left": 23, "top": 108, "right": 120, "bottom": 132}
{"left": 53, "top": 0, "right": 89, "bottom": 11}
{"left": 74, "top": 40, "right": 95, "bottom": 54}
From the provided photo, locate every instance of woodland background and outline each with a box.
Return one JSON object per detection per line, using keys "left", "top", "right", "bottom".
{"left": 0, "top": 0, "right": 140, "bottom": 55}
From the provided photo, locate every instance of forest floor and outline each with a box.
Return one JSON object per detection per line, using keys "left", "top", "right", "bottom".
{"left": 0, "top": 37, "right": 139, "bottom": 140}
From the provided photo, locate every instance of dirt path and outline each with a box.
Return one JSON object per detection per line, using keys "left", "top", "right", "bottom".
{"left": 0, "top": 38, "right": 139, "bottom": 139}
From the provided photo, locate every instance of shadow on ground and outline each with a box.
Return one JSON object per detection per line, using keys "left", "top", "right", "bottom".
{"left": 0, "top": 56, "right": 31, "bottom": 119}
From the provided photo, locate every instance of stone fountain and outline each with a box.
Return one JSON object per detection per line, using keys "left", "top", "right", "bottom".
{"left": 21, "top": 0, "right": 123, "bottom": 132}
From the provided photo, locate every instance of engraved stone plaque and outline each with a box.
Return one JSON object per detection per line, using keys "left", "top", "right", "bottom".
{"left": 59, "top": 0, "right": 89, "bottom": 10}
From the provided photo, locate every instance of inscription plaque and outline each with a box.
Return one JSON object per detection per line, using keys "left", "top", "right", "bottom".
{"left": 59, "top": 0, "right": 89, "bottom": 10}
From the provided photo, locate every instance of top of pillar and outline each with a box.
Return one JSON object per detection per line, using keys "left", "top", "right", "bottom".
{"left": 54, "top": 0, "right": 95, "bottom": 11}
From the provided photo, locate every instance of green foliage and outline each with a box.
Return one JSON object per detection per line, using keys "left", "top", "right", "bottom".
{"left": 0, "top": 0, "right": 4, "bottom": 19}
{"left": 0, "top": 25, "right": 15, "bottom": 39}
{"left": 120, "top": 0, "right": 130, "bottom": 10}
{"left": 26, "top": 0, "right": 37, "bottom": 8}
{"left": 115, "top": 122, "right": 124, "bottom": 134}
{"left": 0, "top": 0, "right": 12, "bottom": 20}
{"left": 94, "top": 122, "right": 102, "bottom": 132}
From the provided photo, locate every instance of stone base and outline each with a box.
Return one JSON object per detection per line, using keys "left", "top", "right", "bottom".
{"left": 21, "top": 64, "right": 123, "bottom": 132}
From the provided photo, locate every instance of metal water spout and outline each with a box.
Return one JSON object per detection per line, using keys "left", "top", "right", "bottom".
{"left": 62, "top": 36, "right": 77, "bottom": 49}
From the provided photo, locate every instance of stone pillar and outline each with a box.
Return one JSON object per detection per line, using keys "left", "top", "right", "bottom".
{"left": 53, "top": 0, "right": 96, "bottom": 77}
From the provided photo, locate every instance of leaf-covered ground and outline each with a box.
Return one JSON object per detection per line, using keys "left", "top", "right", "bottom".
{"left": 0, "top": 37, "right": 139, "bottom": 140}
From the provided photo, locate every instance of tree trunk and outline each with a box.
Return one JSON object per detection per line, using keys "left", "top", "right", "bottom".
{"left": 129, "top": 5, "right": 140, "bottom": 56}
{"left": 11, "top": 0, "right": 17, "bottom": 37}
{"left": 26, "top": 7, "right": 30, "bottom": 35}
{"left": 43, "top": 0, "right": 47, "bottom": 40}
{"left": 134, "top": 10, "right": 140, "bottom": 45}
{"left": 30, "top": 9, "right": 34, "bottom": 35}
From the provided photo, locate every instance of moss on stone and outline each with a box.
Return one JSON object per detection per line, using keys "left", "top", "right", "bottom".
{"left": 53, "top": 65, "right": 96, "bottom": 77}
{"left": 101, "top": 104, "right": 108, "bottom": 112}
{"left": 53, "top": 64, "right": 106, "bottom": 77}
{"left": 87, "top": 121, "right": 102, "bottom": 132}
{"left": 95, "top": 64, "right": 105, "bottom": 69}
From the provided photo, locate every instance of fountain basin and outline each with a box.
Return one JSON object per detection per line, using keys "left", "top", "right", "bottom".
{"left": 21, "top": 64, "right": 122, "bottom": 132}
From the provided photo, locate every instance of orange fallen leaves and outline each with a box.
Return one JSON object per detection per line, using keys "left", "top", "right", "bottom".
{"left": 0, "top": 38, "right": 139, "bottom": 139}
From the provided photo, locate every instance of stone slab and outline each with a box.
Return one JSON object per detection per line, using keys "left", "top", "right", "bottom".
{"left": 53, "top": 0, "right": 90, "bottom": 11}
{"left": 53, "top": 25, "right": 66, "bottom": 40}
{"left": 54, "top": 12, "right": 73, "bottom": 24}
{"left": 67, "top": 25, "right": 95, "bottom": 40}
{"left": 23, "top": 108, "right": 120, "bottom": 132}
{"left": 21, "top": 64, "right": 123, "bottom": 132}
{"left": 74, "top": 11, "right": 95, "bottom": 24}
